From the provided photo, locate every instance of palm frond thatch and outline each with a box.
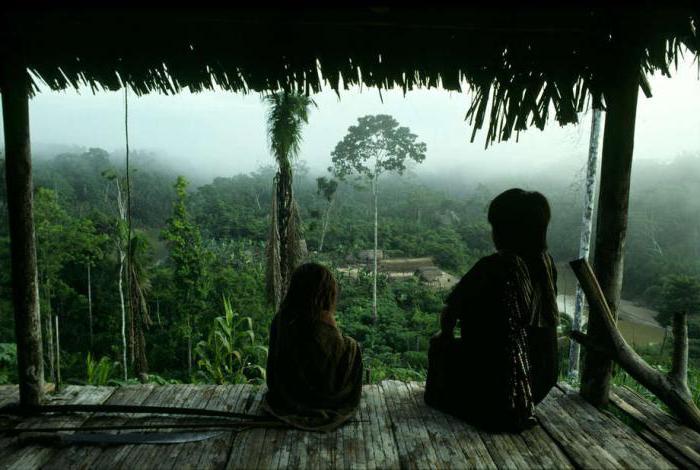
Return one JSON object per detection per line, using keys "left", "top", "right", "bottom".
{"left": 3, "top": 6, "right": 698, "bottom": 144}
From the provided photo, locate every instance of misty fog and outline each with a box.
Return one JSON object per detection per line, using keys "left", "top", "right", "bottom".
{"left": 2, "top": 56, "right": 698, "bottom": 186}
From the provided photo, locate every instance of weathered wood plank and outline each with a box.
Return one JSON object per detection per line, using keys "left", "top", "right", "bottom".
{"left": 413, "top": 382, "right": 501, "bottom": 469}
{"left": 314, "top": 421, "right": 336, "bottom": 469}
{"left": 403, "top": 381, "right": 571, "bottom": 470}
{"left": 117, "top": 384, "right": 201, "bottom": 468}
{"left": 560, "top": 386, "right": 674, "bottom": 469}
{"left": 364, "top": 384, "right": 400, "bottom": 470}
{"left": 0, "top": 385, "right": 116, "bottom": 469}
{"left": 518, "top": 422, "right": 575, "bottom": 469}
{"left": 225, "top": 385, "right": 270, "bottom": 470}
{"left": 539, "top": 386, "right": 674, "bottom": 469}
{"left": 125, "top": 384, "right": 219, "bottom": 469}
{"left": 0, "top": 385, "right": 19, "bottom": 407}
{"left": 0, "top": 382, "right": 689, "bottom": 470}
{"left": 87, "top": 385, "right": 192, "bottom": 469}
{"left": 186, "top": 385, "right": 247, "bottom": 470}
{"left": 479, "top": 432, "right": 533, "bottom": 470}
{"left": 537, "top": 389, "right": 622, "bottom": 469}
{"left": 380, "top": 380, "right": 440, "bottom": 469}
{"left": 0, "top": 385, "right": 20, "bottom": 446}
{"left": 333, "top": 386, "right": 367, "bottom": 470}
{"left": 611, "top": 386, "right": 700, "bottom": 468}
{"left": 402, "top": 381, "right": 487, "bottom": 469}
{"left": 42, "top": 384, "right": 157, "bottom": 470}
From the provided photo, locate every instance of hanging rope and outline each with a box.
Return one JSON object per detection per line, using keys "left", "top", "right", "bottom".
{"left": 124, "top": 85, "right": 135, "bottom": 368}
{"left": 125, "top": 85, "right": 132, "bottom": 262}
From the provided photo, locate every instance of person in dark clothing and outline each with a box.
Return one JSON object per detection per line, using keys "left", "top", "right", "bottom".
{"left": 264, "top": 262, "right": 363, "bottom": 432}
{"left": 425, "top": 188, "right": 559, "bottom": 432}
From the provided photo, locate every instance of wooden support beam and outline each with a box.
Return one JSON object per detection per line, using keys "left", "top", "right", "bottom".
{"left": 1, "top": 55, "right": 45, "bottom": 406}
{"left": 580, "top": 50, "right": 640, "bottom": 406}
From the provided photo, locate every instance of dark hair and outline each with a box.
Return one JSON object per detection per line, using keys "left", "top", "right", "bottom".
{"left": 487, "top": 188, "right": 551, "bottom": 256}
{"left": 279, "top": 262, "right": 338, "bottom": 326}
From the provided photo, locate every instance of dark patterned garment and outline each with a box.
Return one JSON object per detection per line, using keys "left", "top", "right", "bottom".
{"left": 425, "top": 251, "right": 559, "bottom": 432}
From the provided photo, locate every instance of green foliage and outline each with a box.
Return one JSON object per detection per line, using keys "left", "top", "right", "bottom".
{"left": 1, "top": 147, "right": 698, "bottom": 398}
{"left": 0, "top": 343, "right": 17, "bottom": 384}
{"left": 656, "top": 275, "right": 700, "bottom": 326}
{"left": 162, "top": 176, "right": 210, "bottom": 296}
{"left": 162, "top": 175, "right": 212, "bottom": 375}
{"left": 316, "top": 177, "right": 338, "bottom": 202}
{"left": 195, "top": 298, "right": 268, "bottom": 385}
{"left": 335, "top": 275, "right": 442, "bottom": 382}
{"left": 264, "top": 92, "right": 316, "bottom": 164}
{"left": 330, "top": 114, "right": 427, "bottom": 181}
{"left": 612, "top": 364, "right": 700, "bottom": 410}
{"left": 144, "top": 374, "right": 182, "bottom": 385}
{"left": 86, "top": 353, "right": 118, "bottom": 386}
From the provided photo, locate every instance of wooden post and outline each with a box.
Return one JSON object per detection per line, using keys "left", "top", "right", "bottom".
{"left": 580, "top": 51, "right": 640, "bottom": 406}
{"left": 1, "top": 55, "right": 45, "bottom": 406}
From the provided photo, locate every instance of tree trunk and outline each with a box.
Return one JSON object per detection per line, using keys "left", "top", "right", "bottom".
{"left": 54, "top": 314, "right": 61, "bottom": 392}
{"left": 372, "top": 176, "right": 378, "bottom": 324}
{"left": 265, "top": 179, "right": 283, "bottom": 310}
{"left": 568, "top": 108, "right": 602, "bottom": 378}
{"left": 118, "top": 250, "right": 128, "bottom": 382}
{"left": 44, "top": 286, "right": 55, "bottom": 386}
{"left": 670, "top": 311, "right": 689, "bottom": 392}
{"left": 277, "top": 162, "right": 294, "bottom": 289}
{"left": 581, "top": 53, "right": 640, "bottom": 406}
{"left": 1, "top": 56, "right": 44, "bottom": 406}
{"left": 187, "top": 314, "right": 192, "bottom": 379}
{"left": 319, "top": 197, "right": 333, "bottom": 253}
{"left": 87, "top": 263, "right": 93, "bottom": 349}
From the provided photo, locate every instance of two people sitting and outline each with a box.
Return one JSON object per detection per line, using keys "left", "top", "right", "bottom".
{"left": 264, "top": 188, "right": 559, "bottom": 433}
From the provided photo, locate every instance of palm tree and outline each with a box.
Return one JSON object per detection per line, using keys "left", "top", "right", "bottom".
{"left": 264, "top": 91, "right": 316, "bottom": 309}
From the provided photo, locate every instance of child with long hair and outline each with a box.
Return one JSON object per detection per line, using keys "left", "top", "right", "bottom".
{"left": 264, "top": 262, "right": 363, "bottom": 431}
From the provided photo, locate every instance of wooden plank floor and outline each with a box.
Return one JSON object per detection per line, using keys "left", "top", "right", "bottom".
{"left": 0, "top": 381, "right": 696, "bottom": 469}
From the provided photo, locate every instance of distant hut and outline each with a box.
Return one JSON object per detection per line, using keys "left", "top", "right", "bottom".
{"left": 416, "top": 266, "right": 443, "bottom": 285}
{"left": 357, "top": 249, "right": 383, "bottom": 268}
{"left": 416, "top": 266, "right": 459, "bottom": 289}
{"left": 381, "top": 257, "right": 433, "bottom": 274}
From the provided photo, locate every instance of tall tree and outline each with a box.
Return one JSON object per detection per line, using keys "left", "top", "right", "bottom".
{"left": 568, "top": 108, "right": 603, "bottom": 378}
{"left": 315, "top": 176, "right": 338, "bottom": 253}
{"left": 331, "top": 114, "right": 427, "bottom": 322}
{"left": 102, "top": 170, "right": 129, "bottom": 381}
{"left": 162, "top": 176, "right": 210, "bottom": 379}
{"left": 263, "top": 91, "right": 316, "bottom": 309}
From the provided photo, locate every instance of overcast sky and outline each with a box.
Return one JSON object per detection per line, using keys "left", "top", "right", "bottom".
{"left": 2, "top": 57, "right": 699, "bottom": 181}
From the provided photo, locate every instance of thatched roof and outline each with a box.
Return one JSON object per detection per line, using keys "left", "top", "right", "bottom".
{"left": 382, "top": 257, "right": 434, "bottom": 272}
{"left": 1, "top": 5, "right": 698, "bottom": 143}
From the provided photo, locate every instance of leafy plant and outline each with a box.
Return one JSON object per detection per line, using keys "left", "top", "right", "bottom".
{"left": 86, "top": 353, "right": 118, "bottom": 386}
{"left": 0, "top": 343, "right": 17, "bottom": 384}
{"left": 195, "top": 298, "right": 267, "bottom": 384}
